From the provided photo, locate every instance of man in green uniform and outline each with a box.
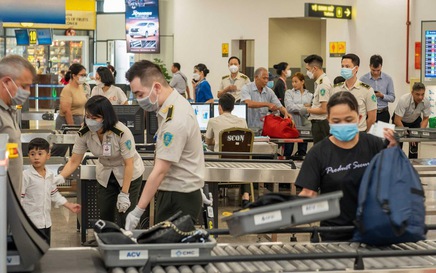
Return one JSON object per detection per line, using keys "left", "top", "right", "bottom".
{"left": 125, "top": 60, "right": 205, "bottom": 230}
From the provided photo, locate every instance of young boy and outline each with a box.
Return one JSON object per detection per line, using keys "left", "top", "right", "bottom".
{"left": 21, "top": 138, "right": 81, "bottom": 245}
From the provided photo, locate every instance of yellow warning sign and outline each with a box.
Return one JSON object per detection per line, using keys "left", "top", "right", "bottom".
{"left": 222, "top": 43, "right": 229, "bottom": 58}
{"left": 330, "top": 41, "right": 346, "bottom": 57}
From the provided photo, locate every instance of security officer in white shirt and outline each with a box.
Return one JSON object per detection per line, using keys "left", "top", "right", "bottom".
{"left": 125, "top": 60, "right": 205, "bottom": 230}
{"left": 218, "top": 56, "right": 250, "bottom": 102}
{"left": 394, "top": 82, "right": 431, "bottom": 158}
{"left": 58, "top": 95, "right": 145, "bottom": 227}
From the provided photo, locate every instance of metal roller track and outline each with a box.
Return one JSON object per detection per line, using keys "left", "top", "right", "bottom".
{"left": 80, "top": 160, "right": 298, "bottom": 183}
{"left": 106, "top": 241, "right": 436, "bottom": 273}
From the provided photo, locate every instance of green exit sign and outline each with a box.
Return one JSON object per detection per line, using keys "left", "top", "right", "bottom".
{"left": 305, "top": 3, "right": 352, "bottom": 20}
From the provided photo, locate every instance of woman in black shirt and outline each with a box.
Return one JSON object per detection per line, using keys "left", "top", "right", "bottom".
{"left": 295, "top": 91, "right": 397, "bottom": 241}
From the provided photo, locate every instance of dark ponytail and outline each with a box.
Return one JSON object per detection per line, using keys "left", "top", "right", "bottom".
{"left": 195, "top": 63, "right": 210, "bottom": 77}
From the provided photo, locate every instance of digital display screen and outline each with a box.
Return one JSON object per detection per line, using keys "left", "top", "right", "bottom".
{"left": 213, "top": 103, "right": 247, "bottom": 120}
{"left": 15, "top": 29, "right": 29, "bottom": 45}
{"left": 36, "top": 29, "right": 53, "bottom": 45}
{"left": 191, "top": 104, "right": 211, "bottom": 132}
{"left": 425, "top": 30, "right": 436, "bottom": 79}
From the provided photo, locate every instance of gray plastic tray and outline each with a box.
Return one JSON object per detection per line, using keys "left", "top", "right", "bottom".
{"left": 96, "top": 230, "right": 216, "bottom": 267}
{"left": 222, "top": 191, "right": 343, "bottom": 236}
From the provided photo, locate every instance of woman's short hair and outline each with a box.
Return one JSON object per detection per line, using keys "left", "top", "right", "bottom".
{"left": 97, "top": 66, "right": 115, "bottom": 86}
{"left": 292, "top": 72, "right": 306, "bottom": 89}
{"left": 85, "top": 95, "right": 118, "bottom": 133}
{"left": 327, "top": 91, "right": 359, "bottom": 115}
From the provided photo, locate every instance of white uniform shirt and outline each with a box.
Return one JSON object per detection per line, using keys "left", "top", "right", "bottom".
{"left": 219, "top": 72, "right": 250, "bottom": 101}
{"left": 394, "top": 93, "right": 431, "bottom": 123}
{"left": 333, "top": 80, "right": 378, "bottom": 131}
{"left": 72, "top": 121, "right": 145, "bottom": 187}
{"left": 205, "top": 113, "right": 248, "bottom": 151}
{"left": 155, "top": 90, "right": 205, "bottom": 193}
{"left": 309, "top": 73, "right": 332, "bottom": 121}
{"left": 21, "top": 166, "right": 67, "bottom": 229}
{"left": 91, "top": 85, "right": 128, "bottom": 105}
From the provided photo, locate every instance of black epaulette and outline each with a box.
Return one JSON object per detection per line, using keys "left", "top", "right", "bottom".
{"left": 77, "top": 126, "right": 90, "bottom": 137}
{"left": 319, "top": 78, "right": 323, "bottom": 84}
{"left": 110, "top": 127, "right": 124, "bottom": 137}
{"left": 334, "top": 82, "right": 343, "bottom": 88}
{"left": 165, "top": 105, "right": 174, "bottom": 123}
{"left": 360, "top": 82, "right": 371, "bottom": 89}
{"left": 240, "top": 74, "right": 248, "bottom": 80}
{"left": 222, "top": 75, "right": 230, "bottom": 80}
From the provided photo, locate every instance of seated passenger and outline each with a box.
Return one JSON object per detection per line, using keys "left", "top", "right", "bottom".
{"left": 296, "top": 91, "right": 397, "bottom": 241}
{"left": 205, "top": 93, "right": 250, "bottom": 205}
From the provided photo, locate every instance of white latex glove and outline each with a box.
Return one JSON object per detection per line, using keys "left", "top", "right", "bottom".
{"left": 125, "top": 206, "right": 145, "bottom": 231}
{"left": 201, "top": 189, "right": 213, "bottom": 206}
{"left": 54, "top": 175, "right": 65, "bottom": 185}
{"left": 117, "top": 192, "right": 131, "bottom": 213}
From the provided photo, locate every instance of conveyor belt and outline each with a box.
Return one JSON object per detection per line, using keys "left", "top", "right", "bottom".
{"left": 108, "top": 241, "right": 436, "bottom": 273}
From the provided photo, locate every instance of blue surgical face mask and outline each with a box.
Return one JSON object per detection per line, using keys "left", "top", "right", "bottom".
{"left": 340, "top": 67, "right": 356, "bottom": 80}
{"left": 329, "top": 123, "right": 359, "bottom": 142}
{"left": 267, "top": 81, "right": 274, "bottom": 89}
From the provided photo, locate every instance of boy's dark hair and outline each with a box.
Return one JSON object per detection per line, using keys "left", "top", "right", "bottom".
{"left": 412, "top": 82, "right": 426, "bottom": 92}
{"left": 342, "top": 53, "right": 360, "bottom": 66}
{"left": 303, "top": 54, "right": 323, "bottom": 68}
{"left": 85, "top": 95, "right": 118, "bottom": 133}
{"left": 219, "top": 93, "right": 235, "bottom": 112}
{"left": 28, "top": 138, "right": 50, "bottom": 153}
{"left": 327, "top": 91, "right": 359, "bottom": 115}
{"left": 96, "top": 66, "right": 115, "bottom": 87}
{"left": 228, "top": 56, "right": 241, "bottom": 64}
{"left": 370, "top": 55, "right": 383, "bottom": 68}
{"left": 333, "top": 76, "right": 346, "bottom": 85}
{"left": 173, "top": 62, "right": 181, "bottom": 70}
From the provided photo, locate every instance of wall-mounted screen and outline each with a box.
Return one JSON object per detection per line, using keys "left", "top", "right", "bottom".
{"left": 125, "top": 0, "right": 160, "bottom": 53}
{"left": 15, "top": 29, "right": 29, "bottom": 45}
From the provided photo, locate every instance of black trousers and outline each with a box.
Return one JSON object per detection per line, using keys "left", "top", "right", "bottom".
{"left": 97, "top": 172, "right": 142, "bottom": 227}
{"left": 311, "top": 119, "right": 330, "bottom": 144}
{"left": 376, "top": 109, "right": 390, "bottom": 123}
{"left": 155, "top": 189, "right": 202, "bottom": 223}
{"left": 38, "top": 227, "right": 51, "bottom": 245}
{"left": 400, "top": 116, "right": 422, "bottom": 159}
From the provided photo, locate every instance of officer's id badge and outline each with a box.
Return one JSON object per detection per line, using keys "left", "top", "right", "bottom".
{"left": 103, "top": 141, "right": 112, "bottom": 156}
{"left": 320, "top": 89, "right": 326, "bottom": 96}
{"left": 125, "top": 140, "right": 132, "bottom": 150}
{"left": 163, "top": 132, "right": 173, "bottom": 147}
{"left": 371, "top": 94, "right": 377, "bottom": 102}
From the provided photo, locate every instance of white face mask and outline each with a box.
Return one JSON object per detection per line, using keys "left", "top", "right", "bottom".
{"left": 78, "top": 76, "right": 86, "bottom": 84}
{"left": 85, "top": 118, "right": 103, "bottom": 132}
{"left": 137, "top": 84, "right": 159, "bottom": 112}
{"left": 193, "top": 73, "right": 201, "bottom": 81}
{"left": 2, "top": 79, "right": 30, "bottom": 106}
{"left": 286, "top": 69, "right": 292, "bottom": 78}
{"left": 95, "top": 80, "right": 104, "bottom": 88}
{"left": 229, "top": 65, "right": 239, "bottom": 74}
{"left": 306, "top": 69, "right": 314, "bottom": 80}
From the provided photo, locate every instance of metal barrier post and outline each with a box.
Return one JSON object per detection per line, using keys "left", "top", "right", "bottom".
{"left": 0, "top": 134, "right": 9, "bottom": 272}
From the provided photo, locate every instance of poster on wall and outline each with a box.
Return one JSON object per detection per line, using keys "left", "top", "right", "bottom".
{"left": 125, "top": 0, "right": 160, "bottom": 53}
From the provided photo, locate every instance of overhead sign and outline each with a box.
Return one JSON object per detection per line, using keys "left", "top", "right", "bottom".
{"left": 305, "top": 3, "right": 352, "bottom": 20}
{"left": 0, "top": 0, "right": 65, "bottom": 24}
{"left": 329, "top": 41, "right": 347, "bottom": 57}
{"left": 125, "top": 0, "right": 160, "bottom": 53}
{"left": 28, "top": 30, "right": 37, "bottom": 45}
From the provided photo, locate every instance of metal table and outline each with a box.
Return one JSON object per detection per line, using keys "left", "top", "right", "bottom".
{"left": 78, "top": 159, "right": 298, "bottom": 243}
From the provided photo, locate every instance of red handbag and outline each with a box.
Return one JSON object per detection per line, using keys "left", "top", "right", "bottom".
{"left": 262, "top": 114, "right": 300, "bottom": 138}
